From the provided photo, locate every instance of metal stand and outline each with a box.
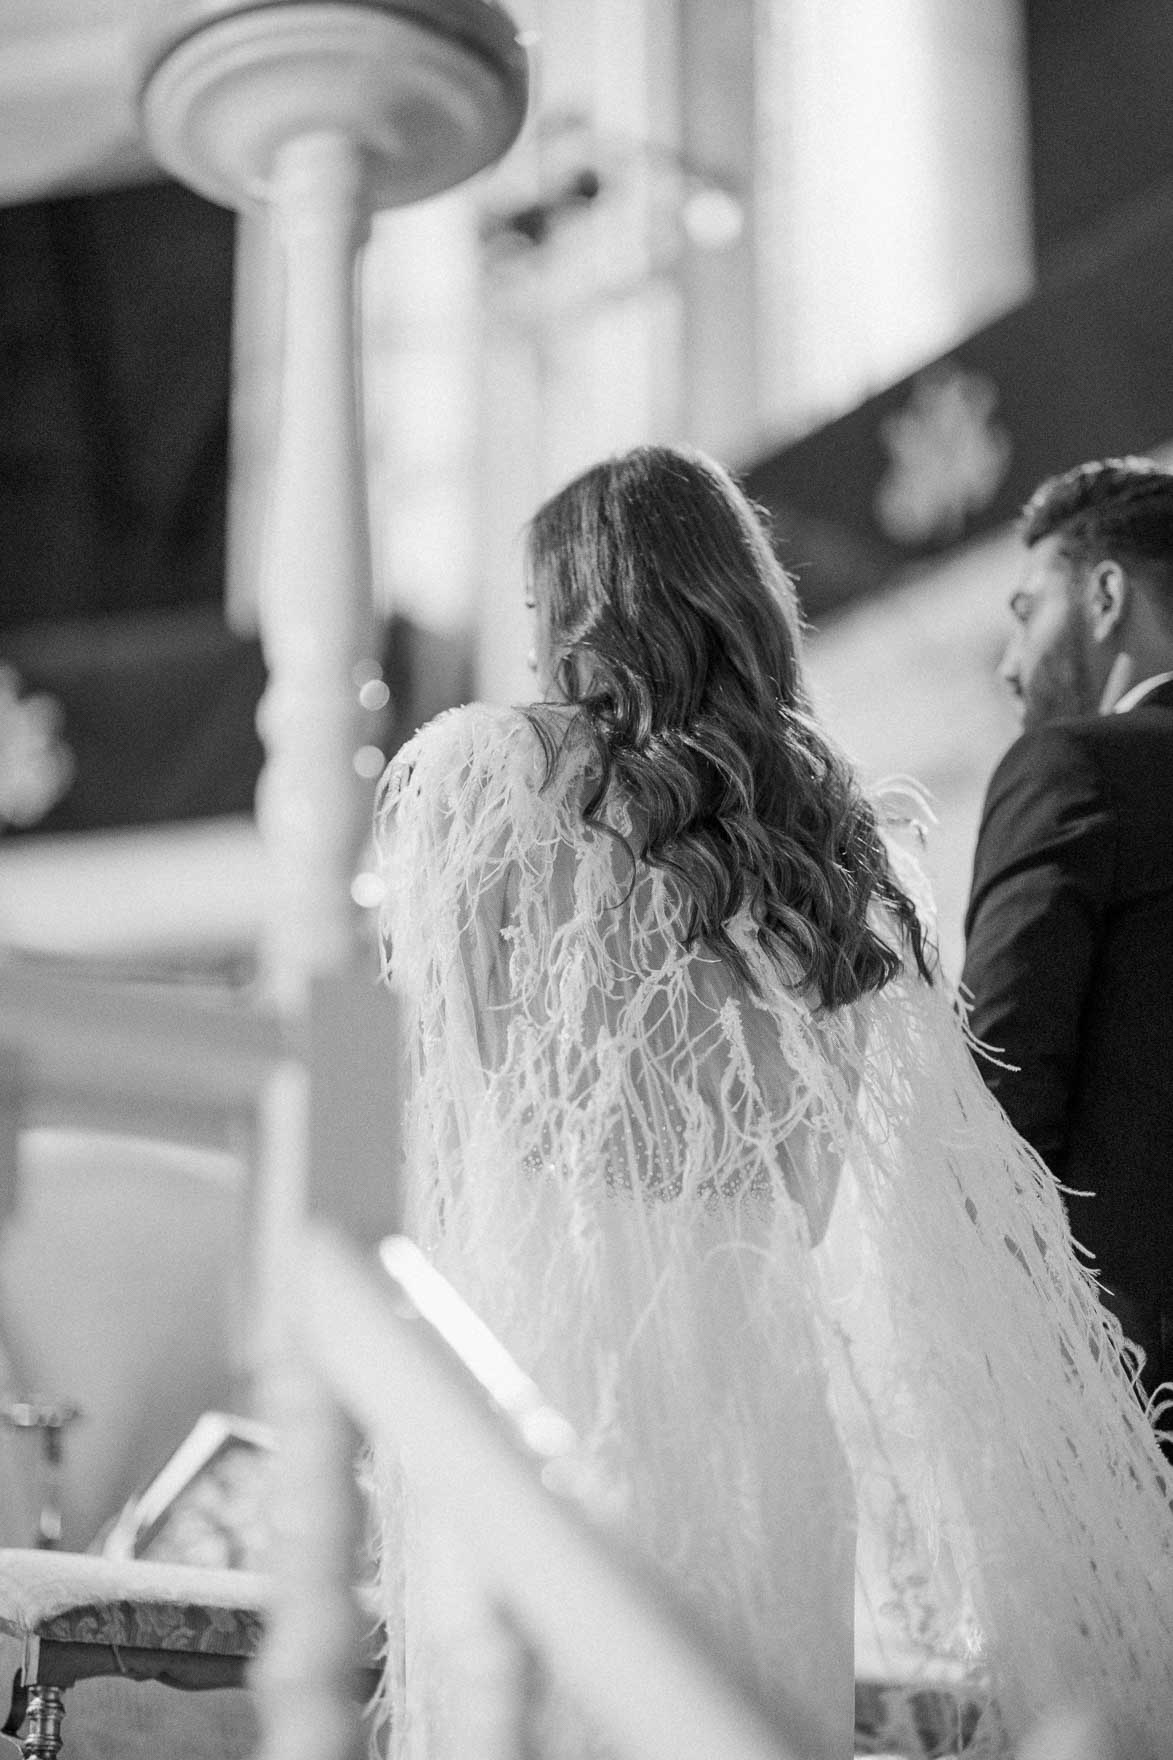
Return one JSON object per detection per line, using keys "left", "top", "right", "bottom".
{"left": 0, "top": 1401, "right": 82, "bottom": 1550}
{"left": 17, "top": 1684, "right": 65, "bottom": 1760}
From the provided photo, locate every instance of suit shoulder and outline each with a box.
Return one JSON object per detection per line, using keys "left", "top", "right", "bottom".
{"left": 967, "top": 719, "right": 1118, "bottom": 931}
{"left": 1080, "top": 699, "right": 1173, "bottom": 766}
{"left": 985, "top": 710, "right": 1173, "bottom": 818}
{"left": 982, "top": 719, "right": 1106, "bottom": 814}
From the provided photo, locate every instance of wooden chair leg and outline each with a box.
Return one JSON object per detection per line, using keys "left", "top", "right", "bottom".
{"left": 20, "top": 1684, "right": 65, "bottom": 1760}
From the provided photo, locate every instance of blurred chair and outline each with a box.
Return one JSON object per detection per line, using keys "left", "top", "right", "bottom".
{"left": 0, "top": 1128, "right": 244, "bottom": 1551}
{"left": 0, "top": 1550, "right": 264, "bottom": 1760}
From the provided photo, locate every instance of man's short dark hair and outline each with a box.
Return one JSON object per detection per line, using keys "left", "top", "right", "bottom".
{"left": 1022, "top": 458, "right": 1173, "bottom": 594}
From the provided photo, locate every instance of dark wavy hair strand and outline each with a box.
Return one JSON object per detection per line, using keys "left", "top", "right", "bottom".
{"left": 522, "top": 445, "right": 933, "bottom": 1010}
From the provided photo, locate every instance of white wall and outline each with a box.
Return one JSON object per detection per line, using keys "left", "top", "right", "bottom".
{"left": 805, "top": 529, "right": 1022, "bottom": 979}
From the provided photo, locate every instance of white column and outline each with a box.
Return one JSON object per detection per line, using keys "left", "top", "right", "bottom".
{"left": 755, "top": 0, "right": 1033, "bottom": 442}
{"left": 364, "top": 196, "right": 481, "bottom": 637}
{"left": 246, "top": 140, "right": 381, "bottom": 1760}
{"left": 223, "top": 209, "right": 285, "bottom": 635}
{"left": 474, "top": 321, "right": 547, "bottom": 707}
{"left": 676, "top": 0, "right": 758, "bottom": 458}
{"left": 254, "top": 130, "right": 378, "bottom": 1009}
{"left": 473, "top": 0, "right": 685, "bottom": 705}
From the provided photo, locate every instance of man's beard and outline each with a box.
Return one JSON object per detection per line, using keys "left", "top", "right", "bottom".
{"left": 1020, "top": 617, "right": 1098, "bottom": 730}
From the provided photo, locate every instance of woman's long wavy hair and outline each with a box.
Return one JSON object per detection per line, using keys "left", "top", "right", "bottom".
{"left": 522, "top": 445, "right": 932, "bottom": 1009}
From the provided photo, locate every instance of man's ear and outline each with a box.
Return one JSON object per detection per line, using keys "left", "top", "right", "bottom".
{"left": 1087, "top": 559, "right": 1128, "bottom": 643}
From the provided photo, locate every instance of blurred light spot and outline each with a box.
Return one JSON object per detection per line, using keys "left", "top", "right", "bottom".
{"left": 351, "top": 657, "right": 383, "bottom": 688}
{"left": 359, "top": 678, "right": 391, "bottom": 711}
{"left": 520, "top": 1406, "right": 578, "bottom": 1458}
{"left": 354, "top": 744, "right": 386, "bottom": 779}
{"left": 681, "top": 187, "right": 744, "bottom": 251}
{"left": 351, "top": 871, "right": 386, "bottom": 909}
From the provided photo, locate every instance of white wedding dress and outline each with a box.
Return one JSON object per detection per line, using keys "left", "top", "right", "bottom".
{"left": 375, "top": 700, "right": 1173, "bottom": 1759}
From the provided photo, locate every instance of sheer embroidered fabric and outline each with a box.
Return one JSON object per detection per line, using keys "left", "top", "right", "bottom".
{"left": 375, "top": 701, "right": 1173, "bottom": 1759}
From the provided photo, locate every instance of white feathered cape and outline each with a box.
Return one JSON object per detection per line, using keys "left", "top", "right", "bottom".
{"left": 376, "top": 700, "right": 1173, "bottom": 1759}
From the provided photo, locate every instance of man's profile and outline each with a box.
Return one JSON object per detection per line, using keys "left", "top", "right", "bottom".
{"left": 963, "top": 457, "right": 1173, "bottom": 1394}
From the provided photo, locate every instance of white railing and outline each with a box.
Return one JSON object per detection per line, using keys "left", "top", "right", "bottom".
{"left": 0, "top": 957, "right": 282, "bottom": 1157}
{"left": 269, "top": 1223, "right": 823, "bottom": 1760}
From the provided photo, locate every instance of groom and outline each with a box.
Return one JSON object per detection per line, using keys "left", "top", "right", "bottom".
{"left": 962, "top": 457, "right": 1173, "bottom": 1396}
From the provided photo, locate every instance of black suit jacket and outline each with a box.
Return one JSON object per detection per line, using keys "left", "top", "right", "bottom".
{"left": 962, "top": 679, "right": 1173, "bottom": 1308}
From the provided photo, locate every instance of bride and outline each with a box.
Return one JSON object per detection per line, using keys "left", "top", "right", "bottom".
{"left": 376, "top": 444, "right": 1173, "bottom": 1758}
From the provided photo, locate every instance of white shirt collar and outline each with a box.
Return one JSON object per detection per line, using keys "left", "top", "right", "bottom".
{"left": 1112, "top": 670, "right": 1173, "bottom": 714}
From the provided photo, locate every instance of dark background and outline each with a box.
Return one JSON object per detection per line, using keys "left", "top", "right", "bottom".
{"left": 0, "top": 180, "right": 233, "bottom": 628}
{"left": 0, "top": 179, "right": 467, "bottom": 835}
{"left": 1024, "top": 0, "right": 1173, "bottom": 265}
